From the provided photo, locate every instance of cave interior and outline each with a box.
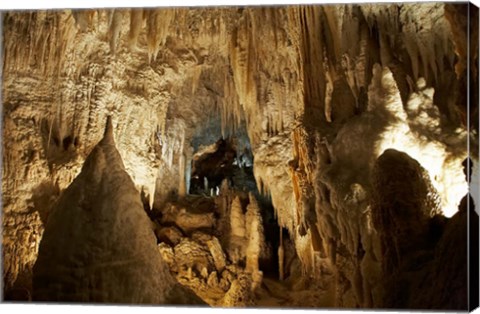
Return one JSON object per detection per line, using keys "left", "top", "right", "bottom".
{"left": 1, "top": 2, "right": 480, "bottom": 310}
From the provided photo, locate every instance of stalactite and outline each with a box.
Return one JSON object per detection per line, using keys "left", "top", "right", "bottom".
{"left": 3, "top": 11, "right": 77, "bottom": 77}
{"left": 297, "top": 6, "right": 327, "bottom": 120}
{"left": 325, "top": 66, "right": 334, "bottom": 122}
{"left": 145, "top": 9, "right": 173, "bottom": 64}
{"left": 72, "top": 10, "right": 96, "bottom": 32}
{"left": 403, "top": 31, "right": 420, "bottom": 81}
{"left": 128, "top": 9, "right": 144, "bottom": 50}
{"left": 128, "top": 9, "right": 144, "bottom": 51}
{"left": 191, "top": 65, "right": 203, "bottom": 95}
{"left": 229, "top": 12, "right": 258, "bottom": 122}
{"left": 221, "top": 69, "right": 243, "bottom": 138}
{"left": 322, "top": 6, "right": 342, "bottom": 64}
{"left": 109, "top": 10, "right": 124, "bottom": 55}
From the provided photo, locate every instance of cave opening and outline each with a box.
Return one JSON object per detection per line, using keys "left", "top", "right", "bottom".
{"left": 189, "top": 116, "right": 254, "bottom": 195}
{"left": 186, "top": 117, "right": 285, "bottom": 279}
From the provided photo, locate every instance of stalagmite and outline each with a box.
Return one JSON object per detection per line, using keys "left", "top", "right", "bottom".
{"left": 204, "top": 177, "right": 209, "bottom": 193}
{"left": 31, "top": 117, "right": 203, "bottom": 304}
{"left": 278, "top": 227, "right": 285, "bottom": 281}
{"left": 221, "top": 273, "right": 255, "bottom": 306}
{"left": 245, "top": 193, "right": 265, "bottom": 291}
{"left": 178, "top": 153, "right": 186, "bottom": 197}
{"left": 185, "top": 147, "right": 193, "bottom": 195}
{"left": 230, "top": 196, "right": 246, "bottom": 238}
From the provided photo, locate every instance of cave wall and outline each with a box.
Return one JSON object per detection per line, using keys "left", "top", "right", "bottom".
{"left": 1, "top": 3, "right": 478, "bottom": 308}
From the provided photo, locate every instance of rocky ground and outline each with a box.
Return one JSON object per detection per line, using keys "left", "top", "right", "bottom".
{"left": 153, "top": 187, "right": 336, "bottom": 307}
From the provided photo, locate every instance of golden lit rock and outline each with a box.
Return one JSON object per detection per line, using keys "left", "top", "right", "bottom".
{"left": 1, "top": 2, "right": 478, "bottom": 310}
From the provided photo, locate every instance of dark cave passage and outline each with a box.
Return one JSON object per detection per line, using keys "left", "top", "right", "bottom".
{"left": 189, "top": 137, "right": 238, "bottom": 195}
{"left": 189, "top": 116, "right": 254, "bottom": 195}
{"left": 187, "top": 119, "right": 287, "bottom": 279}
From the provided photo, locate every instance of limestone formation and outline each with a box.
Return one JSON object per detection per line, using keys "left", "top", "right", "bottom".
{"left": 173, "top": 238, "right": 215, "bottom": 274}
{"left": 155, "top": 225, "right": 184, "bottom": 246}
{"left": 221, "top": 273, "right": 255, "bottom": 307}
{"left": 158, "top": 243, "right": 176, "bottom": 271}
{"left": 244, "top": 193, "right": 266, "bottom": 292}
{"left": 278, "top": 228, "right": 285, "bottom": 281}
{"left": 245, "top": 193, "right": 266, "bottom": 271}
{"left": 230, "top": 196, "right": 246, "bottom": 238}
{"left": 206, "top": 237, "right": 227, "bottom": 273}
{"left": 371, "top": 149, "right": 475, "bottom": 310}
{"left": 161, "top": 203, "right": 216, "bottom": 234}
{"left": 372, "top": 149, "right": 442, "bottom": 274}
{"left": 2, "top": 3, "right": 479, "bottom": 309}
{"left": 31, "top": 117, "right": 202, "bottom": 304}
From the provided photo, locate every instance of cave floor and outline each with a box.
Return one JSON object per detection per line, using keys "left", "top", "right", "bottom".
{"left": 154, "top": 189, "right": 336, "bottom": 308}
{"left": 255, "top": 276, "right": 335, "bottom": 308}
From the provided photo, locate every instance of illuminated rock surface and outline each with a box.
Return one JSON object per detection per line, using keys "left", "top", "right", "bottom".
{"left": 32, "top": 117, "right": 203, "bottom": 304}
{"left": 1, "top": 3, "right": 479, "bottom": 309}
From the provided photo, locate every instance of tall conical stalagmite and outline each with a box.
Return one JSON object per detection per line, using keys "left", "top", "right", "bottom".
{"left": 32, "top": 117, "right": 203, "bottom": 304}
